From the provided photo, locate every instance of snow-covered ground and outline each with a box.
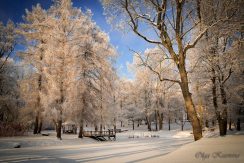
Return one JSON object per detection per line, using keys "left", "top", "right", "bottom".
{"left": 146, "top": 134, "right": 244, "bottom": 163}
{"left": 0, "top": 123, "right": 243, "bottom": 163}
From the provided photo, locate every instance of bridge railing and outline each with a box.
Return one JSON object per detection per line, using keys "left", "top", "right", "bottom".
{"left": 83, "top": 130, "right": 115, "bottom": 137}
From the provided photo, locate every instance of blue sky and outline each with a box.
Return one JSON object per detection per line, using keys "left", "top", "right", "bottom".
{"left": 0, "top": 0, "right": 153, "bottom": 79}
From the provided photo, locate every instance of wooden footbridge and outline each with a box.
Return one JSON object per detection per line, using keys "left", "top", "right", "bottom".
{"left": 83, "top": 130, "right": 116, "bottom": 141}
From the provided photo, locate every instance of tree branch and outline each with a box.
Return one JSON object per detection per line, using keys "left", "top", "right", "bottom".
{"left": 183, "top": 18, "right": 229, "bottom": 54}
{"left": 123, "top": 0, "right": 162, "bottom": 45}
{"left": 131, "top": 49, "right": 181, "bottom": 84}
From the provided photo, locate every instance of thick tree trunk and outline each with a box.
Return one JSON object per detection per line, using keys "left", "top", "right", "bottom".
{"left": 33, "top": 115, "right": 39, "bottom": 134}
{"left": 120, "top": 121, "right": 123, "bottom": 127}
{"left": 57, "top": 119, "right": 62, "bottom": 140}
{"left": 179, "top": 65, "right": 202, "bottom": 141}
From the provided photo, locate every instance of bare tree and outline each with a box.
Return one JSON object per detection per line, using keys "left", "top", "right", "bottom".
{"left": 102, "top": 0, "right": 238, "bottom": 140}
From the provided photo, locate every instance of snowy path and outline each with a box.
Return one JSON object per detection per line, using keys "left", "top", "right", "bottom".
{"left": 0, "top": 130, "right": 193, "bottom": 163}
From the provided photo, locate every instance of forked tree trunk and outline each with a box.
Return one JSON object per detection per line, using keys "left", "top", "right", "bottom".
{"left": 179, "top": 65, "right": 202, "bottom": 141}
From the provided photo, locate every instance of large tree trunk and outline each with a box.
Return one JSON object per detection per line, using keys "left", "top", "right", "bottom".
{"left": 179, "top": 65, "right": 202, "bottom": 141}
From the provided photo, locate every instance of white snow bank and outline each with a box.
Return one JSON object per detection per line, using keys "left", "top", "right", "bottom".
{"left": 143, "top": 135, "right": 244, "bottom": 163}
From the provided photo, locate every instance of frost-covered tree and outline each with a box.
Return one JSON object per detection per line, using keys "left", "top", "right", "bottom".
{"left": 0, "top": 59, "right": 25, "bottom": 137}
{"left": 102, "top": 0, "right": 240, "bottom": 141}
{"left": 0, "top": 20, "right": 16, "bottom": 70}
{"left": 190, "top": 0, "right": 242, "bottom": 135}
{"left": 18, "top": 4, "right": 48, "bottom": 134}
{"left": 0, "top": 59, "right": 21, "bottom": 123}
{"left": 19, "top": 0, "right": 117, "bottom": 139}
